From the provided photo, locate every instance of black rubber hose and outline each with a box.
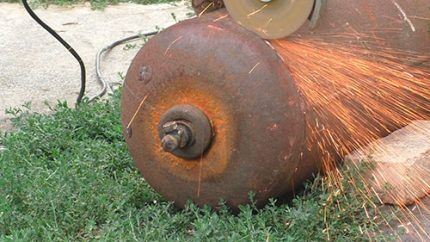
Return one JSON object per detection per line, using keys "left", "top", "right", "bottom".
{"left": 22, "top": 0, "right": 86, "bottom": 105}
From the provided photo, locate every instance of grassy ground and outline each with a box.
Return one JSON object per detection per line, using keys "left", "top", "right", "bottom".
{"left": 0, "top": 91, "right": 394, "bottom": 241}
{"left": 0, "top": 0, "right": 178, "bottom": 9}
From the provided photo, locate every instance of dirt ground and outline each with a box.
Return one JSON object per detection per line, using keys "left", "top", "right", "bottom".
{"left": 0, "top": 2, "right": 192, "bottom": 131}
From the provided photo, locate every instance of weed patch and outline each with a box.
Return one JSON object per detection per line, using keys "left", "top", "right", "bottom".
{"left": 0, "top": 91, "right": 393, "bottom": 241}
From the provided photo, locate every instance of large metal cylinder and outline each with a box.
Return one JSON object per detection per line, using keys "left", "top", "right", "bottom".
{"left": 122, "top": 11, "right": 307, "bottom": 208}
{"left": 122, "top": 2, "right": 429, "bottom": 209}
{"left": 295, "top": 0, "right": 430, "bottom": 57}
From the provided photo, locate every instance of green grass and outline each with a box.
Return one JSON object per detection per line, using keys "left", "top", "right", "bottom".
{"left": 0, "top": 91, "right": 392, "bottom": 241}
{"left": 1, "top": 0, "right": 179, "bottom": 9}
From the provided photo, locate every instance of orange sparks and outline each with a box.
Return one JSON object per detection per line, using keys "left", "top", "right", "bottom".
{"left": 271, "top": 37, "right": 429, "bottom": 239}
{"left": 271, "top": 38, "right": 429, "bottom": 169}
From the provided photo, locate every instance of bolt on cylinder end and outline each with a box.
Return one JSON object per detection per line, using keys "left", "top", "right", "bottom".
{"left": 161, "top": 134, "right": 180, "bottom": 152}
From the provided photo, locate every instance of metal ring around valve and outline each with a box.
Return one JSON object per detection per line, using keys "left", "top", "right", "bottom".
{"left": 158, "top": 105, "right": 213, "bottom": 160}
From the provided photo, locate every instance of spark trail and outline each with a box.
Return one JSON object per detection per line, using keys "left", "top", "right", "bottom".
{"left": 272, "top": 39, "right": 429, "bottom": 164}
{"left": 271, "top": 38, "right": 430, "bottom": 239}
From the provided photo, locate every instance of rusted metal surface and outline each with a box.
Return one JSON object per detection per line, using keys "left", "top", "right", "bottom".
{"left": 192, "top": 0, "right": 224, "bottom": 15}
{"left": 294, "top": 0, "right": 430, "bottom": 62}
{"left": 283, "top": 0, "right": 429, "bottom": 179}
{"left": 122, "top": 10, "right": 308, "bottom": 209}
{"left": 289, "top": 0, "right": 430, "bottom": 148}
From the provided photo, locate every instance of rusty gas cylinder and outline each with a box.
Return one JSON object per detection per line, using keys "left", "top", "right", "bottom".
{"left": 122, "top": 1, "right": 430, "bottom": 209}
{"left": 122, "top": 11, "right": 308, "bottom": 208}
